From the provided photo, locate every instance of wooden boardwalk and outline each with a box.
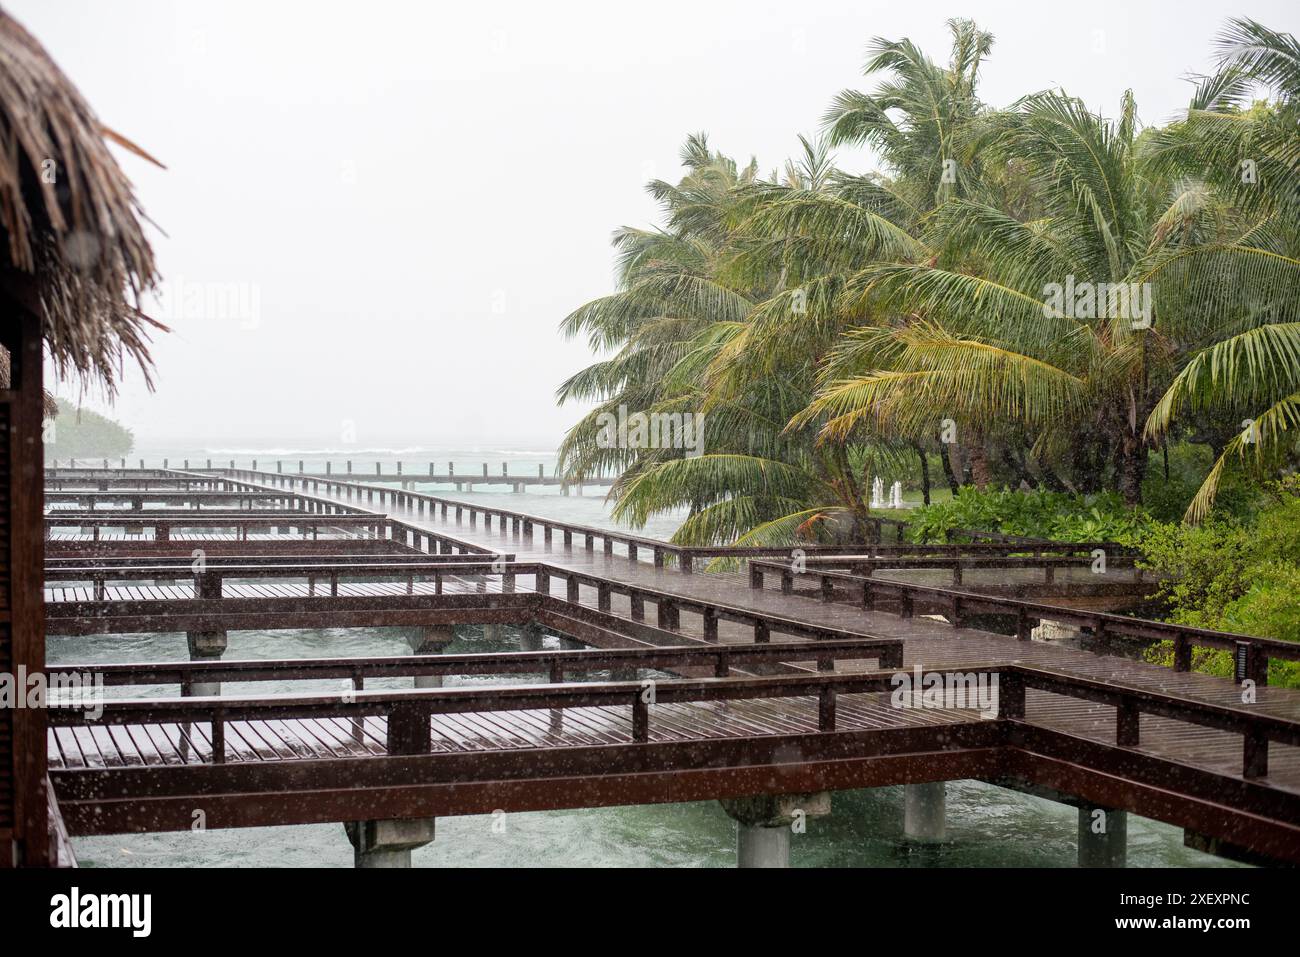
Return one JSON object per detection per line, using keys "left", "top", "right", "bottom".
{"left": 49, "top": 690, "right": 984, "bottom": 768}
{"left": 41, "top": 468, "right": 1300, "bottom": 860}
{"left": 267, "top": 472, "right": 1300, "bottom": 713}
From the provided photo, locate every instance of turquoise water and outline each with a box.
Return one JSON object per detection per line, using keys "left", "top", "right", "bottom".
{"left": 56, "top": 443, "right": 1242, "bottom": 867}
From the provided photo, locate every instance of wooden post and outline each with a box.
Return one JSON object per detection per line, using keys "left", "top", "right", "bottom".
{"left": 1000, "top": 672, "right": 1025, "bottom": 720}
{"left": 818, "top": 687, "right": 837, "bottom": 731}
{"left": 703, "top": 608, "right": 719, "bottom": 642}
{"left": 0, "top": 309, "right": 49, "bottom": 864}
{"left": 1116, "top": 700, "right": 1140, "bottom": 747}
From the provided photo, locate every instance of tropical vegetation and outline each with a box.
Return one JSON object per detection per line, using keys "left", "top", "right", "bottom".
{"left": 560, "top": 18, "right": 1299, "bottom": 541}
{"left": 555, "top": 17, "right": 1300, "bottom": 659}
{"left": 45, "top": 398, "right": 135, "bottom": 461}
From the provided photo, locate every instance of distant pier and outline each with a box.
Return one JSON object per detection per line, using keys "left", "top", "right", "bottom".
{"left": 48, "top": 460, "right": 614, "bottom": 494}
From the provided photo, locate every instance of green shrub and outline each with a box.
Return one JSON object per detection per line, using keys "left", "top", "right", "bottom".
{"left": 905, "top": 487, "right": 1151, "bottom": 544}
{"left": 1140, "top": 442, "right": 1268, "bottom": 523}
{"left": 1138, "top": 478, "right": 1300, "bottom": 688}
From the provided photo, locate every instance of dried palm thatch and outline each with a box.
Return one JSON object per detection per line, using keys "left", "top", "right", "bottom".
{"left": 0, "top": 347, "right": 56, "bottom": 416}
{"left": 0, "top": 9, "right": 162, "bottom": 400}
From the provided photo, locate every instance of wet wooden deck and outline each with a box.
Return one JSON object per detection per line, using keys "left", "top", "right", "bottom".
{"left": 45, "top": 471, "right": 1300, "bottom": 803}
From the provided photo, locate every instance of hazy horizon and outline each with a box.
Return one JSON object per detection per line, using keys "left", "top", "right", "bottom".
{"left": 20, "top": 0, "right": 1300, "bottom": 446}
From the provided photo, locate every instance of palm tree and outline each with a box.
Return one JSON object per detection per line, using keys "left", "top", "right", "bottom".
{"left": 558, "top": 17, "right": 1300, "bottom": 544}
{"left": 1143, "top": 18, "right": 1300, "bottom": 519}
{"left": 824, "top": 17, "right": 993, "bottom": 211}
{"left": 796, "top": 67, "right": 1300, "bottom": 508}
{"left": 556, "top": 134, "right": 759, "bottom": 483}
{"left": 558, "top": 23, "right": 997, "bottom": 547}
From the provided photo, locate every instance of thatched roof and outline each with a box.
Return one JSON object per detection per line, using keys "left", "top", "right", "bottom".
{"left": 0, "top": 9, "right": 162, "bottom": 397}
{"left": 0, "top": 348, "right": 57, "bottom": 417}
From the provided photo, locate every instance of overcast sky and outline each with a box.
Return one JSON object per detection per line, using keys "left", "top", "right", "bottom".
{"left": 17, "top": 0, "right": 1299, "bottom": 447}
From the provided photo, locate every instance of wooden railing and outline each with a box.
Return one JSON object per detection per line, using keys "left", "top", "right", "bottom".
{"left": 749, "top": 559, "right": 1300, "bottom": 684}
{"left": 64, "top": 638, "right": 900, "bottom": 690}
{"left": 44, "top": 556, "right": 909, "bottom": 653}
{"left": 790, "top": 553, "right": 1143, "bottom": 586}
{"left": 211, "top": 467, "right": 911, "bottom": 571}
{"left": 45, "top": 551, "right": 501, "bottom": 571}
{"left": 46, "top": 558, "right": 525, "bottom": 601}
{"left": 45, "top": 490, "right": 297, "bottom": 509}
{"left": 47, "top": 663, "right": 1300, "bottom": 779}
{"left": 48, "top": 460, "right": 614, "bottom": 485}
{"left": 45, "top": 474, "right": 236, "bottom": 491}
{"left": 44, "top": 511, "right": 387, "bottom": 543}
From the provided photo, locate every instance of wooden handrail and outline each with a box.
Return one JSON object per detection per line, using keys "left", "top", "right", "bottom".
{"left": 59, "top": 637, "right": 902, "bottom": 687}
{"left": 47, "top": 663, "right": 1298, "bottom": 777}
{"left": 749, "top": 558, "right": 1300, "bottom": 682}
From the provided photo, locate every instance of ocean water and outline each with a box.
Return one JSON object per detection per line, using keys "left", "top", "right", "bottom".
{"left": 57, "top": 442, "right": 1241, "bottom": 867}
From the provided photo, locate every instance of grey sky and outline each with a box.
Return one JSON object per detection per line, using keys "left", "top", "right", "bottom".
{"left": 18, "top": 0, "right": 1298, "bottom": 447}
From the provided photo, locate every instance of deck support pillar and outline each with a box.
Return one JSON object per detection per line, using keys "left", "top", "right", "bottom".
{"left": 520, "top": 623, "right": 544, "bottom": 652}
{"left": 737, "top": 823, "right": 789, "bottom": 868}
{"left": 344, "top": 818, "right": 434, "bottom": 868}
{"left": 1078, "top": 806, "right": 1127, "bottom": 867}
{"left": 903, "top": 781, "right": 946, "bottom": 842}
{"left": 1032, "top": 619, "right": 1085, "bottom": 647}
{"left": 719, "top": 792, "right": 830, "bottom": 868}
{"left": 409, "top": 626, "right": 453, "bottom": 688}
{"left": 186, "top": 630, "right": 228, "bottom": 697}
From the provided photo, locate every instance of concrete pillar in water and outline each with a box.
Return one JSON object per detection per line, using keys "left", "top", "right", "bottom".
{"left": 903, "top": 781, "right": 946, "bottom": 842}
{"left": 483, "top": 624, "right": 503, "bottom": 642}
{"left": 344, "top": 818, "right": 435, "bottom": 868}
{"left": 719, "top": 792, "right": 830, "bottom": 868}
{"left": 186, "top": 630, "right": 228, "bottom": 697}
{"left": 737, "top": 823, "right": 789, "bottom": 868}
{"left": 1032, "top": 619, "right": 1086, "bottom": 647}
{"left": 409, "top": 626, "right": 453, "bottom": 689}
{"left": 1078, "top": 806, "right": 1127, "bottom": 867}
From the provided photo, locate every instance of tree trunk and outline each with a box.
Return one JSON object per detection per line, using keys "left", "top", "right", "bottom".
{"left": 967, "top": 439, "right": 993, "bottom": 490}
{"left": 1116, "top": 434, "right": 1147, "bottom": 506}
{"left": 914, "top": 443, "right": 931, "bottom": 505}
{"left": 1001, "top": 447, "right": 1036, "bottom": 489}
{"left": 939, "top": 443, "right": 960, "bottom": 495}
